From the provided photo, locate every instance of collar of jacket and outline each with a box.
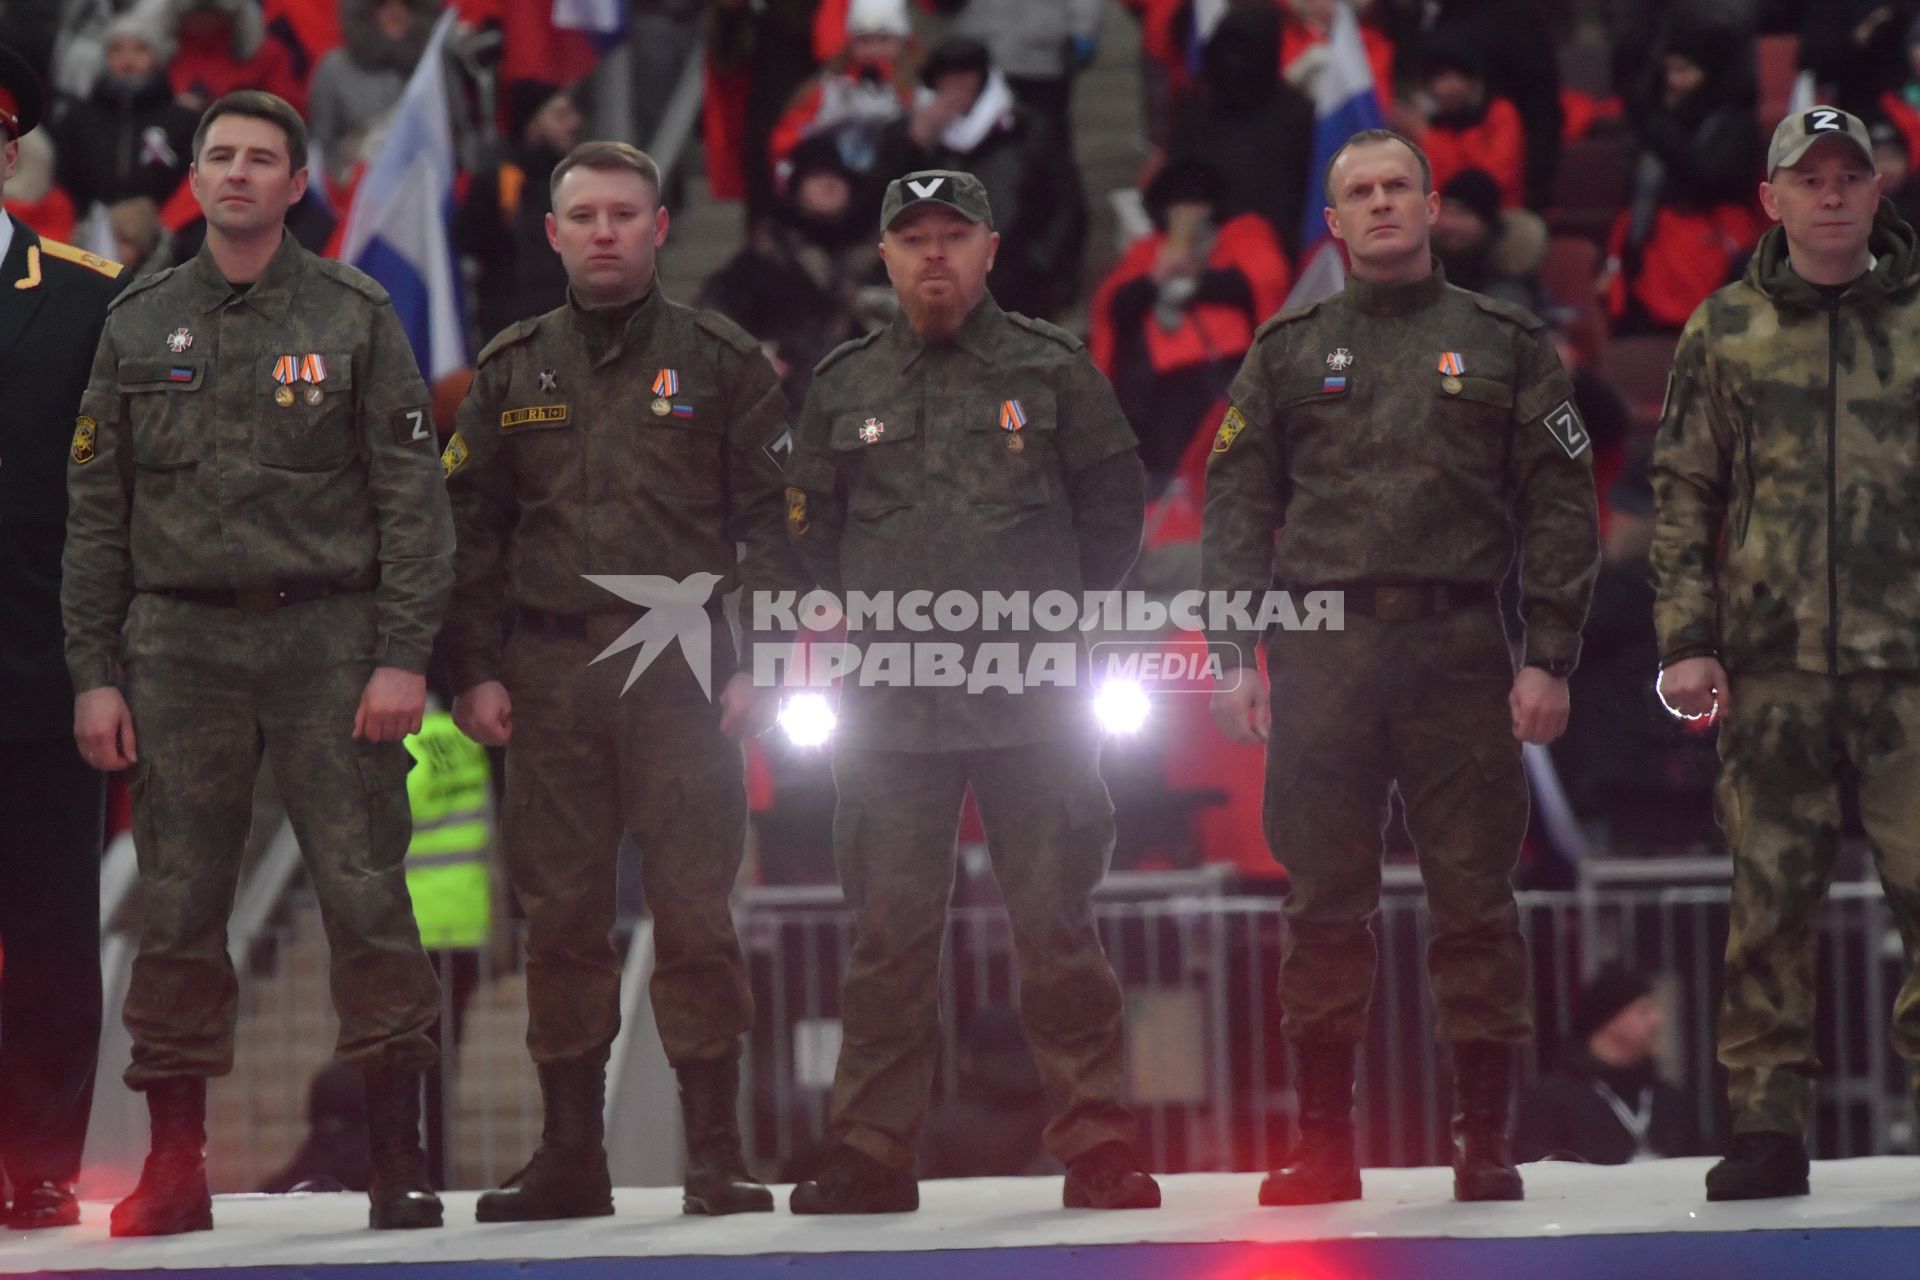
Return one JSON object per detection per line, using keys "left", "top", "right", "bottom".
{"left": 885, "top": 291, "right": 1003, "bottom": 371}
{"left": 1343, "top": 258, "right": 1447, "bottom": 317}
{"left": 565, "top": 277, "right": 662, "bottom": 367}
{"left": 1745, "top": 199, "right": 1920, "bottom": 310}
{"left": 186, "top": 230, "right": 306, "bottom": 319}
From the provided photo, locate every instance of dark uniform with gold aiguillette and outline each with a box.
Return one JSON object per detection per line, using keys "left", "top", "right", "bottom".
{"left": 0, "top": 42, "right": 127, "bottom": 1225}
{"left": 442, "top": 280, "right": 794, "bottom": 1217}
{"left": 785, "top": 171, "right": 1150, "bottom": 1198}
{"left": 62, "top": 233, "right": 451, "bottom": 1091}
{"left": 1202, "top": 263, "right": 1598, "bottom": 1199}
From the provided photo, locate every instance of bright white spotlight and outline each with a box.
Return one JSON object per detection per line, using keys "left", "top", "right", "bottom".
{"left": 780, "top": 692, "right": 837, "bottom": 748}
{"left": 1094, "top": 679, "right": 1151, "bottom": 735}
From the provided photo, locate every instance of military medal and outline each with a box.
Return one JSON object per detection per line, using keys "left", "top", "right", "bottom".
{"left": 1441, "top": 376, "right": 1463, "bottom": 395}
{"left": 166, "top": 327, "right": 193, "bottom": 353}
{"left": 299, "top": 353, "right": 327, "bottom": 406}
{"left": 305, "top": 386, "right": 324, "bottom": 405}
{"left": 275, "top": 385, "right": 296, "bottom": 406}
{"left": 999, "top": 399, "right": 1027, "bottom": 452}
{"left": 859, "top": 417, "right": 885, "bottom": 444}
{"left": 272, "top": 354, "right": 297, "bottom": 406}
{"left": 1438, "top": 352, "right": 1464, "bottom": 395}
{"left": 651, "top": 397, "right": 672, "bottom": 416}
{"left": 1326, "top": 348, "right": 1354, "bottom": 371}
{"left": 651, "top": 368, "right": 680, "bottom": 396}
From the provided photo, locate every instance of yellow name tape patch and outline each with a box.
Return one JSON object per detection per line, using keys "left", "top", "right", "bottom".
{"left": 501, "top": 404, "right": 570, "bottom": 431}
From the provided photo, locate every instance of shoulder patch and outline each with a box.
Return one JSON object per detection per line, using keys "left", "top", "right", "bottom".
{"left": 1007, "top": 312, "right": 1085, "bottom": 352}
{"left": 310, "top": 255, "right": 392, "bottom": 303}
{"left": 1254, "top": 294, "right": 1332, "bottom": 340}
{"left": 693, "top": 309, "right": 763, "bottom": 355}
{"left": 39, "top": 239, "right": 124, "bottom": 279}
{"left": 105, "top": 264, "right": 178, "bottom": 310}
{"left": 1465, "top": 290, "right": 1547, "bottom": 332}
{"left": 476, "top": 317, "right": 541, "bottom": 367}
{"left": 813, "top": 328, "right": 885, "bottom": 377}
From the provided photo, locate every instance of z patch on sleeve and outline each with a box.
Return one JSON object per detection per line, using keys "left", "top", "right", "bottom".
{"left": 70, "top": 416, "right": 97, "bottom": 465}
{"left": 1542, "top": 399, "right": 1589, "bottom": 459}
{"left": 394, "top": 406, "right": 434, "bottom": 446}
{"left": 1212, "top": 406, "right": 1249, "bottom": 454}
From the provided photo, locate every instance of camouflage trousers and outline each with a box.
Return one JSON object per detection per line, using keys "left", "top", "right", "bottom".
{"left": 121, "top": 593, "right": 439, "bottom": 1087}
{"left": 500, "top": 619, "right": 753, "bottom": 1069}
{"left": 1264, "top": 601, "right": 1533, "bottom": 1047}
{"left": 826, "top": 739, "right": 1138, "bottom": 1173}
{"left": 1716, "top": 669, "right": 1920, "bottom": 1137}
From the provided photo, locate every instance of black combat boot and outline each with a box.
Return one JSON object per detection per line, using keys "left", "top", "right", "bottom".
{"left": 1063, "top": 1141, "right": 1161, "bottom": 1209}
{"left": 1451, "top": 1041, "right": 1524, "bottom": 1202}
{"left": 1260, "top": 1042, "right": 1362, "bottom": 1206}
{"left": 363, "top": 1068, "right": 444, "bottom": 1229}
{"left": 789, "top": 1144, "right": 919, "bottom": 1214}
{"left": 110, "top": 1078, "right": 213, "bottom": 1237}
{"left": 678, "top": 1058, "right": 774, "bottom": 1215}
{"left": 475, "top": 1061, "right": 614, "bottom": 1222}
{"left": 1705, "top": 1131, "right": 1810, "bottom": 1201}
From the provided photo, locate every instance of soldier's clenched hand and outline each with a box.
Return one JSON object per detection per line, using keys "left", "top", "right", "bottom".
{"left": 355, "top": 667, "right": 428, "bottom": 742}
{"left": 1210, "top": 671, "right": 1272, "bottom": 745}
{"left": 1509, "top": 667, "right": 1570, "bottom": 745}
{"left": 453, "top": 681, "right": 514, "bottom": 747}
{"left": 1656, "top": 655, "right": 1729, "bottom": 724}
{"left": 74, "top": 686, "right": 138, "bottom": 770}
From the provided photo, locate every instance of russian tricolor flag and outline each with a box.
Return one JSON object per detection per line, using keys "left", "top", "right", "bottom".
{"left": 337, "top": 8, "right": 466, "bottom": 381}
{"left": 1287, "top": 3, "right": 1387, "bottom": 309}
{"left": 552, "top": 0, "right": 629, "bottom": 51}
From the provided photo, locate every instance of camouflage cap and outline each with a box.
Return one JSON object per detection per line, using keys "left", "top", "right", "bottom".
{"left": 879, "top": 169, "right": 993, "bottom": 231}
{"left": 1767, "top": 106, "right": 1874, "bottom": 175}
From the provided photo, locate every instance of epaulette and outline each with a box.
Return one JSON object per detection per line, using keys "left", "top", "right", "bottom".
{"left": 310, "top": 255, "right": 393, "bottom": 304}
{"left": 476, "top": 316, "right": 540, "bottom": 367}
{"left": 694, "top": 308, "right": 762, "bottom": 355}
{"left": 1466, "top": 290, "right": 1547, "bottom": 332}
{"left": 1253, "top": 294, "right": 1332, "bottom": 340}
{"left": 106, "top": 265, "right": 177, "bottom": 310}
{"left": 1007, "top": 311, "right": 1085, "bottom": 352}
{"left": 39, "top": 239, "right": 123, "bottom": 279}
{"left": 813, "top": 328, "right": 885, "bottom": 376}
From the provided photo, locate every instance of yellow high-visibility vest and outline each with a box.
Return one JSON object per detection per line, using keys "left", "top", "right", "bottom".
{"left": 404, "top": 712, "right": 493, "bottom": 950}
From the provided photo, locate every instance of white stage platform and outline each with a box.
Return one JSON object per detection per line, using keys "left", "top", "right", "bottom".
{"left": 4, "top": 1159, "right": 1920, "bottom": 1278}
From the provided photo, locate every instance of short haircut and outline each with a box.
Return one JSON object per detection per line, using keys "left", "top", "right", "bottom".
{"left": 550, "top": 141, "right": 662, "bottom": 207}
{"left": 1322, "top": 128, "right": 1433, "bottom": 205}
{"left": 192, "top": 90, "right": 308, "bottom": 174}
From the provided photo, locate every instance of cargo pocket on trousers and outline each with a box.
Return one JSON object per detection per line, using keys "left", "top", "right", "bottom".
{"left": 354, "top": 740, "right": 415, "bottom": 875}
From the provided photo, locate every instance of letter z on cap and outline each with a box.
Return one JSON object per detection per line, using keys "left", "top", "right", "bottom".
{"left": 1768, "top": 106, "right": 1875, "bottom": 174}
{"left": 880, "top": 169, "right": 994, "bottom": 231}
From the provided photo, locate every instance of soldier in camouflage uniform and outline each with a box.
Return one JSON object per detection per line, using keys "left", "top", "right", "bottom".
{"left": 1652, "top": 107, "right": 1920, "bottom": 1201}
{"left": 783, "top": 171, "right": 1159, "bottom": 1213}
{"left": 1202, "top": 130, "right": 1599, "bottom": 1206}
{"left": 442, "top": 142, "right": 790, "bottom": 1221}
{"left": 61, "top": 93, "right": 449, "bottom": 1236}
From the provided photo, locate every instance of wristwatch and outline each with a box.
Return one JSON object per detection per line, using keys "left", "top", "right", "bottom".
{"left": 1526, "top": 658, "right": 1576, "bottom": 679}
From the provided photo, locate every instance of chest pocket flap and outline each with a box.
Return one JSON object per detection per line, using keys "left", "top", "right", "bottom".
{"left": 119, "top": 357, "right": 204, "bottom": 392}
{"left": 254, "top": 352, "right": 358, "bottom": 471}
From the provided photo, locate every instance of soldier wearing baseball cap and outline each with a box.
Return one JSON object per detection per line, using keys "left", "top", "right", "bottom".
{"left": 1765, "top": 105, "right": 1875, "bottom": 176}
{"left": 878, "top": 168, "right": 994, "bottom": 230}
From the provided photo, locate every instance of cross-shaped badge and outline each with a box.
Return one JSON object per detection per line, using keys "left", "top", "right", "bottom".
{"left": 167, "top": 328, "right": 193, "bottom": 353}
{"left": 1326, "top": 348, "right": 1353, "bottom": 371}
{"left": 859, "top": 417, "right": 885, "bottom": 444}
{"left": 539, "top": 369, "right": 558, "bottom": 392}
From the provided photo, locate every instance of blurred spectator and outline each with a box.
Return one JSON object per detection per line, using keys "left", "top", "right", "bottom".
{"left": 51, "top": 3, "right": 197, "bottom": 212}
{"left": 1412, "top": 31, "right": 1525, "bottom": 209}
{"left": 629, "top": 1, "right": 706, "bottom": 149}
{"left": 1432, "top": 167, "right": 1545, "bottom": 310}
{"left": 874, "top": 35, "right": 1084, "bottom": 318}
{"left": 701, "top": 133, "right": 890, "bottom": 407}
{"left": 945, "top": 0, "right": 1102, "bottom": 144}
{"left": 1877, "top": 19, "right": 1920, "bottom": 161}
{"left": 1280, "top": 0, "right": 1394, "bottom": 111}
{"left": 1604, "top": 21, "right": 1763, "bottom": 332}
{"left": 453, "top": 80, "right": 582, "bottom": 342}
{"left": 107, "top": 196, "right": 167, "bottom": 276}
{"left": 1, "top": 127, "right": 77, "bottom": 243}
{"left": 169, "top": 0, "right": 305, "bottom": 114}
{"left": 1802, "top": 0, "right": 1920, "bottom": 119}
{"left": 1404, "top": 0, "right": 1564, "bottom": 208}
{"left": 1089, "top": 156, "right": 1290, "bottom": 492}
{"left": 768, "top": 0, "right": 918, "bottom": 228}
{"left": 706, "top": 0, "right": 829, "bottom": 221}
{"left": 260, "top": 1063, "right": 372, "bottom": 1194}
{"left": 1164, "top": 2, "right": 1314, "bottom": 258}
{"left": 49, "top": 0, "right": 144, "bottom": 101}
{"left": 918, "top": 1007, "right": 1057, "bottom": 1179}
{"left": 1871, "top": 115, "right": 1920, "bottom": 227}
{"left": 1517, "top": 970, "right": 1704, "bottom": 1164}
{"left": 306, "top": 0, "right": 439, "bottom": 180}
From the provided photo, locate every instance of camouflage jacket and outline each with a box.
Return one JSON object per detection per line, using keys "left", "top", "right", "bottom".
{"left": 1651, "top": 205, "right": 1920, "bottom": 675}
{"left": 1201, "top": 264, "right": 1599, "bottom": 668}
{"left": 786, "top": 296, "right": 1145, "bottom": 750}
{"left": 441, "top": 282, "right": 796, "bottom": 693}
{"left": 61, "top": 234, "right": 452, "bottom": 692}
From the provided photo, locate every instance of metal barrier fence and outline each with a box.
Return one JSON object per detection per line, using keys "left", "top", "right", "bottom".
{"left": 204, "top": 873, "right": 1915, "bottom": 1192}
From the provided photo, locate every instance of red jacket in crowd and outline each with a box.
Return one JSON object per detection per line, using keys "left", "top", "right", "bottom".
{"left": 1423, "top": 95, "right": 1526, "bottom": 209}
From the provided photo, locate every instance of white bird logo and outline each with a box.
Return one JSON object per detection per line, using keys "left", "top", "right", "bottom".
{"left": 583, "top": 572, "right": 724, "bottom": 697}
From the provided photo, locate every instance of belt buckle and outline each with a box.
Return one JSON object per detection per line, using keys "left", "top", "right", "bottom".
{"left": 234, "top": 584, "right": 284, "bottom": 612}
{"left": 1373, "top": 586, "right": 1425, "bottom": 623}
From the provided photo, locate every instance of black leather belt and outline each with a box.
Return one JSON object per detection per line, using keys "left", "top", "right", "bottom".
{"left": 151, "top": 580, "right": 357, "bottom": 611}
{"left": 1293, "top": 580, "right": 1494, "bottom": 623}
